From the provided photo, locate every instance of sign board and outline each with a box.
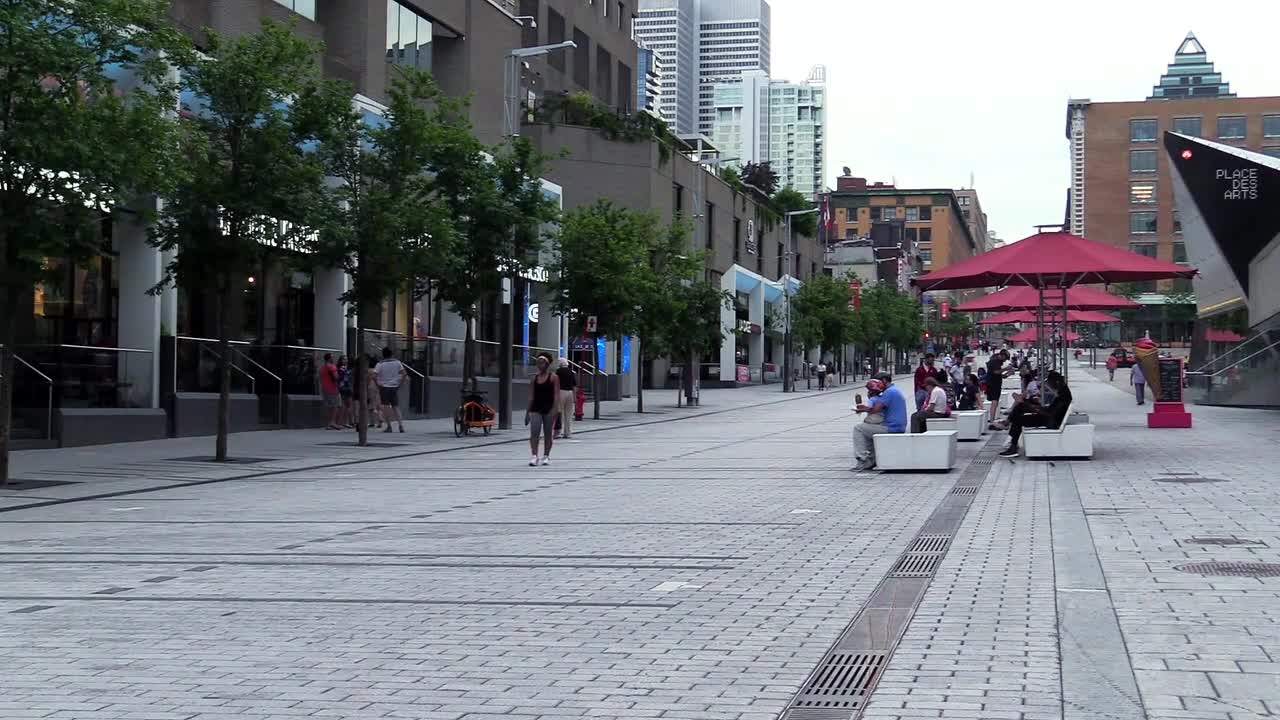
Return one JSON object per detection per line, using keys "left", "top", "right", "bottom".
{"left": 1217, "top": 168, "right": 1259, "bottom": 201}
{"left": 571, "top": 336, "right": 593, "bottom": 351}
{"left": 940, "top": 300, "right": 950, "bottom": 320}
{"left": 585, "top": 315, "right": 598, "bottom": 333}
{"left": 745, "top": 219, "right": 757, "bottom": 255}
{"left": 1156, "top": 357, "right": 1184, "bottom": 403}
{"left": 595, "top": 337, "right": 606, "bottom": 368}
{"left": 527, "top": 303, "right": 540, "bottom": 323}
{"left": 621, "top": 336, "right": 631, "bottom": 373}
{"left": 736, "top": 365, "right": 750, "bottom": 383}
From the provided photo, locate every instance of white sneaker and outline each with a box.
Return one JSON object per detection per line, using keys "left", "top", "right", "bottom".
{"left": 540, "top": 456, "right": 551, "bottom": 466}
{"left": 529, "top": 456, "right": 538, "bottom": 466}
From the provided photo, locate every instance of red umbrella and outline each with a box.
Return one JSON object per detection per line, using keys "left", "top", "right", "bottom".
{"left": 913, "top": 231, "right": 1196, "bottom": 291}
{"left": 1009, "top": 328, "right": 1080, "bottom": 343}
{"left": 1205, "top": 328, "right": 1246, "bottom": 342}
{"left": 977, "top": 309, "right": 1121, "bottom": 325}
{"left": 955, "top": 285, "right": 1139, "bottom": 312}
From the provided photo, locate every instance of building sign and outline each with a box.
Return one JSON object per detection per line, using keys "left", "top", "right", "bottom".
{"left": 621, "top": 336, "right": 631, "bottom": 373}
{"left": 940, "top": 300, "right": 950, "bottom": 320}
{"left": 1217, "top": 168, "right": 1259, "bottom": 200}
{"left": 745, "top": 219, "right": 757, "bottom": 255}
{"left": 595, "top": 337, "right": 607, "bottom": 368}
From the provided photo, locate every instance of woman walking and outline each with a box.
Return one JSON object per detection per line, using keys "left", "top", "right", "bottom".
{"left": 337, "top": 356, "right": 355, "bottom": 427}
{"left": 1131, "top": 360, "right": 1147, "bottom": 405}
{"left": 526, "top": 354, "right": 560, "bottom": 466}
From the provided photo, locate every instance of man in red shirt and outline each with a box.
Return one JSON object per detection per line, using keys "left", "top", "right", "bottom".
{"left": 913, "top": 353, "right": 945, "bottom": 410}
{"left": 319, "top": 353, "right": 342, "bottom": 429}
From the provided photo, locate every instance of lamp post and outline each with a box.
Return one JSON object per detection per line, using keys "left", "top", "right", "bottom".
{"left": 498, "top": 40, "right": 575, "bottom": 430}
{"left": 783, "top": 208, "right": 820, "bottom": 393}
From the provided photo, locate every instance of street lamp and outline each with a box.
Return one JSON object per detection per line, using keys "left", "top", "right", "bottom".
{"left": 783, "top": 207, "right": 820, "bottom": 393}
{"left": 498, "top": 41, "right": 576, "bottom": 431}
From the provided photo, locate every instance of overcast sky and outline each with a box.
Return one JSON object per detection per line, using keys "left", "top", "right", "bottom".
{"left": 768, "top": 0, "right": 1280, "bottom": 243}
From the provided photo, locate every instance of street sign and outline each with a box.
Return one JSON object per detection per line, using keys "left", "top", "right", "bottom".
{"left": 585, "top": 315, "right": 598, "bottom": 333}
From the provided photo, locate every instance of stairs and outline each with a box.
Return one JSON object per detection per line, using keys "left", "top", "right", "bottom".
{"left": 9, "top": 416, "right": 56, "bottom": 451}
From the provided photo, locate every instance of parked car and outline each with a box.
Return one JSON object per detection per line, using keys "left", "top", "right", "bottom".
{"left": 1110, "top": 348, "right": 1136, "bottom": 368}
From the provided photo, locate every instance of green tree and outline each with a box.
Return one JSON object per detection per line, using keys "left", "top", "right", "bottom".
{"left": 740, "top": 161, "right": 779, "bottom": 195}
{"left": 850, "top": 281, "right": 923, "bottom": 372}
{"left": 306, "top": 70, "right": 459, "bottom": 446}
{"left": 664, "top": 278, "right": 731, "bottom": 404}
{"left": 772, "top": 187, "right": 817, "bottom": 237}
{"left": 150, "top": 21, "right": 333, "bottom": 461}
{"left": 427, "top": 131, "right": 559, "bottom": 393}
{"left": 0, "top": 0, "right": 188, "bottom": 484}
{"left": 938, "top": 313, "right": 974, "bottom": 342}
{"left": 633, "top": 221, "right": 692, "bottom": 413}
{"left": 791, "top": 273, "right": 855, "bottom": 360}
{"left": 547, "top": 200, "right": 650, "bottom": 419}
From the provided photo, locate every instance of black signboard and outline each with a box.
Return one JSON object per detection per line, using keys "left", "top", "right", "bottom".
{"left": 1157, "top": 357, "right": 1184, "bottom": 403}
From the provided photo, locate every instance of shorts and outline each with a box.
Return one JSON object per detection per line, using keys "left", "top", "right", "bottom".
{"left": 378, "top": 386, "right": 400, "bottom": 405}
{"left": 323, "top": 392, "right": 341, "bottom": 408}
{"left": 984, "top": 379, "right": 1002, "bottom": 402}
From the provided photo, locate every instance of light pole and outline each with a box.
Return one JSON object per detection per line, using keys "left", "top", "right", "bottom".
{"left": 783, "top": 207, "right": 820, "bottom": 393}
{"left": 498, "top": 40, "right": 575, "bottom": 430}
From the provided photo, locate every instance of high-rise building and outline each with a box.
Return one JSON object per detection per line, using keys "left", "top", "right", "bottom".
{"left": 696, "top": 0, "right": 770, "bottom": 138}
{"left": 634, "top": 0, "right": 697, "bottom": 133}
{"left": 636, "top": 0, "right": 770, "bottom": 137}
{"left": 636, "top": 40, "right": 665, "bottom": 114}
{"left": 1065, "top": 32, "right": 1280, "bottom": 340}
{"left": 711, "top": 68, "right": 825, "bottom": 199}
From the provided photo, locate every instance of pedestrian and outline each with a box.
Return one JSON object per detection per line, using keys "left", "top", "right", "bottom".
{"left": 948, "top": 353, "right": 966, "bottom": 401}
{"left": 1131, "top": 360, "right": 1147, "bottom": 405}
{"left": 554, "top": 358, "right": 576, "bottom": 439}
{"left": 914, "top": 353, "right": 941, "bottom": 410}
{"left": 365, "top": 367, "right": 383, "bottom": 429}
{"left": 817, "top": 361, "right": 827, "bottom": 390}
{"left": 910, "top": 377, "right": 951, "bottom": 433}
{"left": 986, "top": 349, "right": 1010, "bottom": 429}
{"left": 958, "top": 373, "right": 982, "bottom": 411}
{"left": 1105, "top": 353, "right": 1118, "bottom": 382}
{"left": 337, "top": 355, "right": 355, "bottom": 427}
{"left": 526, "top": 354, "right": 560, "bottom": 466}
{"left": 852, "top": 377, "right": 908, "bottom": 471}
{"left": 999, "top": 373, "right": 1073, "bottom": 457}
{"left": 319, "top": 353, "right": 342, "bottom": 429}
{"left": 373, "top": 346, "right": 407, "bottom": 433}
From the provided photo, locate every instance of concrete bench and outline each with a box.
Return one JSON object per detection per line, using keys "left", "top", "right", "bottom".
{"left": 924, "top": 411, "right": 983, "bottom": 441}
{"left": 1024, "top": 404, "right": 1095, "bottom": 459}
{"left": 874, "top": 430, "right": 958, "bottom": 471}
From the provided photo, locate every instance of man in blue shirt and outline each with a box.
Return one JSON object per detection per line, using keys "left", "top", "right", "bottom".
{"left": 853, "top": 374, "right": 908, "bottom": 471}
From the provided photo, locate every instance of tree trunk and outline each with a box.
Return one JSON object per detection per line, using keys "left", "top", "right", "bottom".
{"left": 593, "top": 364, "right": 601, "bottom": 420}
{"left": 635, "top": 339, "right": 644, "bottom": 414}
{"left": 355, "top": 328, "right": 368, "bottom": 447}
{"left": 215, "top": 283, "right": 231, "bottom": 462}
{"left": 463, "top": 312, "right": 477, "bottom": 393}
{"left": 0, "top": 284, "right": 19, "bottom": 486}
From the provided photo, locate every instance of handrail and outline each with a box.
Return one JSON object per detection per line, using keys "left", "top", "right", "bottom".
{"left": 1205, "top": 338, "right": 1280, "bottom": 378}
{"left": 176, "top": 335, "right": 251, "bottom": 347}
{"left": 232, "top": 348, "right": 283, "bottom": 425}
{"left": 282, "top": 344, "right": 342, "bottom": 353}
{"left": 1192, "top": 331, "right": 1268, "bottom": 373}
{"left": 5, "top": 352, "right": 53, "bottom": 441}
{"left": 9, "top": 353, "right": 52, "bottom": 384}
{"left": 194, "top": 343, "right": 255, "bottom": 395}
{"left": 18, "top": 343, "right": 153, "bottom": 354}
{"left": 579, "top": 360, "right": 610, "bottom": 376}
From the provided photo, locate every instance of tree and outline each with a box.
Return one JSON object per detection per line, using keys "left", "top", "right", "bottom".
{"left": 0, "top": 0, "right": 188, "bottom": 485}
{"left": 306, "top": 70, "right": 458, "bottom": 446}
{"left": 938, "top": 313, "right": 974, "bottom": 342}
{"left": 850, "top": 281, "right": 923, "bottom": 373}
{"left": 739, "top": 161, "right": 779, "bottom": 195}
{"left": 150, "top": 21, "right": 333, "bottom": 461}
{"left": 547, "top": 200, "right": 650, "bottom": 419}
{"left": 772, "top": 187, "right": 817, "bottom": 237}
{"left": 663, "top": 278, "right": 731, "bottom": 404}
{"left": 427, "top": 130, "right": 559, "bottom": 394}
{"left": 791, "top": 273, "right": 855, "bottom": 360}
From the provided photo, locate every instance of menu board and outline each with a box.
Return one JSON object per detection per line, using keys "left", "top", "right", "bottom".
{"left": 1157, "top": 358, "right": 1184, "bottom": 403}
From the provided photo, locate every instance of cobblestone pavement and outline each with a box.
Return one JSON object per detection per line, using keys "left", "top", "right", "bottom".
{"left": 2, "top": 367, "right": 1279, "bottom": 719}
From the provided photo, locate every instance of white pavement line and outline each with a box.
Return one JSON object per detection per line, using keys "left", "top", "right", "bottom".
{"left": 788, "top": 508, "right": 822, "bottom": 514}
{"left": 649, "top": 581, "right": 702, "bottom": 593}
{"left": 1049, "top": 461, "right": 1147, "bottom": 720}
{"left": 110, "top": 507, "right": 144, "bottom": 512}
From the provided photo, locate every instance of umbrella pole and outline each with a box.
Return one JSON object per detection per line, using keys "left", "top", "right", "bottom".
{"left": 1062, "top": 286, "right": 1069, "bottom": 385}
{"left": 1038, "top": 286, "right": 1046, "bottom": 406}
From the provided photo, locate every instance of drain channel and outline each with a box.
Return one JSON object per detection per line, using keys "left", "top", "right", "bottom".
{"left": 780, "top": 438, "right": 1000, "bottom": 720}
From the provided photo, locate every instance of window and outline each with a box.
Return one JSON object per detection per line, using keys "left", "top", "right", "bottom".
{"left": 616, "top": 62, "right": 631, "bottom": 111}
{"left": 962, "top": 209, "right": 971, "bottom": 220}
{"left": 776, "top": 243, "right": 783, "bottom": 277}
{"left": 1130, "top": 149, "right": 1157, "bottom": 173}
{"left": 386, "top": 0, "right": 432, "bottom": 72}
{"left": 844, "top": 228, "right": 857, "bottom": 240}
{"left": 572, "top": 28, "right": 590, "bottom": 88}
{"left": 879, "top": 207, "right": 897, "bottom": 221}
{"left": 919, "top": 227, "right": 932, "bottom": 244}
{"left": 1173, "top": 210, "right": 1182, "bottom": 234}
{"left": 905, "top": 227, "right": 918, "bottom": 243}
{"left": 1130, "top": 182, "right": 1157, "bottom": 205}
{"left": 705, "top": 202, "right": 714, "bottom": 249}
{"left": 919, "top": 205, "right": 932, "bottom": 221}
{"left": 919, "top": 247, "right": 932, "bottom": 265}
{"left": 596, "top": 46, "right": 612, "bottom": 100}
{"left": 905, "top": 207, "right": 919, "bottom": 221}
{"left": 618, "top": 2, "right": 626, "bottom": 30}
{"left": 1217, "top": 116, "right": 1246, "bottom": 139}
{"left": 1130, "top": 118, "right": 1158, "bottom": 142}
{"left": 547, "top": 10, "right": 566, "bottom": 71}
{"left": 1130, "top": 211, "right": 1157, "bottom": 234}
{"left": 1129, "top": 242, "right": 1158, "bottom": 258}
{"left": 1173, "top": 117, "right": 1201, "bottom": 137}
{"left": 1173, "top": 241, "right": 1188, "bottom": 264}
{"left": 733, "top": 217, "right": 741, "bottom": 262}
{"left": 1265, "top": 115, "right": 1280, "bottom": 138}
{"left": 672, "top": 183, "right": 683, "bottom": 218}
{"left": 958, "top": 196, "right": 970, "bottom": 206}
{"left": 272, "top": 0, "right": 315, "bottom": 20}
{"left": 1264, "top": 147, "right": 1280, "bottom": 158}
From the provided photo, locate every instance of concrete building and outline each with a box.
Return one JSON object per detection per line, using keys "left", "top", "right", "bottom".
{"left": 711, "top": 67, "right": 826, "bottom": 199}
{"left": 829, "top": 178, "right": 977, "bottom": 280}
{"left": 953, "top": 188, "right": 990, "bottom": 254}
{"left": 1065, "top": 31, "right": 1280, "bottom": 341}
{"left": 634, "top": 0, "right": 698, "bottom": 132}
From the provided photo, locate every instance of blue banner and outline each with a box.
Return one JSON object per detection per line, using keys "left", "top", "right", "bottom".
{"left": 521, "top": 287, "right": 530, "bottom": 366}
{"left": 596, "top": 337, "right": 606, "bottom": 369}
{"left": 621, "top": 336, "right": 631, "bottom": 373}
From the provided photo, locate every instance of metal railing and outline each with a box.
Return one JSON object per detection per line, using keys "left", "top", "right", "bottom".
{"left": 174, "top": 336, "right": 253, "bottom": 396}
{"left": 232, "top": 347, "right": 283, "bottom": 426}
{"left": 15, "top": 343, "right": 155, "bottom": 410}
{"left": 1186, "top": 337, "right": 1280, "bottom": 405}
{"left": 0, "top": 347, "right": 53, "bottom": 440}
{"left": 1192, "top": 330, "right": 1269, "bottom": 374}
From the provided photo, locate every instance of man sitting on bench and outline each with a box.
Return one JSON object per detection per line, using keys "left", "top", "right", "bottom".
{"left": 999, "top": 372, "right": 1072, "bottom": 458}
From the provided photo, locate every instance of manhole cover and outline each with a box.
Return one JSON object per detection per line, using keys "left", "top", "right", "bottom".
{"left": 1, "top": 479, "right": 79, "bottom": 490}
{"left": 1153, "top": 477, "right": 1226, "bottom": 484}
{"left": 1185, "top": 537, "right": 1266, "bottom": 546}
{"left": 1175, "top": 562, "right": 1280, "bottom": 577}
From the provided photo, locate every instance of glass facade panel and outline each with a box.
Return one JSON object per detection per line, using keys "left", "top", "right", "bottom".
{"left": 1130, "top": 182, "right": 1157, "bottom": 204}
{"left": 1265, "top": 115, "right": 1280, "bottom": 138}
{"left": 1172, "top": 117, "right": 1201, "bottom": 137}
{"left": 1129, "top": 242, "right": 1158, "bottom": 258}
{"left": 1130, "top": 149, "right": 1157, "bottom": 173}
{"left": 1130, "top": 119, "right": 1158, "bottom": 142}
{"left": 1217, "top": 115, "right": 1246, "bottom": 139}
{"left": 1130, "top": 212, "right": 1157, "bottom": 234}
{"left": 386, "top": 0, "right": 432, "bottom": 72}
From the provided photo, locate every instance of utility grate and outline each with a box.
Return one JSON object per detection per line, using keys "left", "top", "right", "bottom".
{"left": 909, "top": 534, "right": 951, "bottom": 554}
{"left": 1176, "top": 562, "right": 1280, "bottom": 577}
{"left": 1185, "top": 537, "right": 1266, "bottom": 546}
{"left": 890, "top": 553, "right": 942, "bottom": 578}
{"left": 787, "top": 653, "right": 885, "bottom": 711}
{"left": 781, "top": 709, "right": 857, "bottom": 720}
{"left": 951, "top": 486, "right": 979, "bottom": 496}
{"left": 1153, "top": 477, "right": 1225, "bottom": 484}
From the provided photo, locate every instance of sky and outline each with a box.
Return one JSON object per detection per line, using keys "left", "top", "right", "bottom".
{"left": 767, "top": 0, "right": 1280, "bottom": 243}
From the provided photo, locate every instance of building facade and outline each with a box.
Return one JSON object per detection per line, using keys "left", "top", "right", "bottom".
{"left": 634, "top": 0, "right": 697, "bottom": 132}
{"left": 829, "top": 180, "right": 977, "bottom": 280}
{"left": 636, "top": 40, "right": 665, "bottom": 114}
{"left": 711, "top": 67, "right": 826, "bottom": 199}
{"left": 953, "top": 188, "right": 990, "bottom": 253}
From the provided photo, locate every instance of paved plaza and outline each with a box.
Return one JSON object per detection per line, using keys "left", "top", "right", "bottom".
{"left": 1, "top": 368, "right": 1279, "bottom": 719}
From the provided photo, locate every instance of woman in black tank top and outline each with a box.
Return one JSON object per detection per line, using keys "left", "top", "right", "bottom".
{"left": 526, "top": 354, "right": 560, "bottom": 466}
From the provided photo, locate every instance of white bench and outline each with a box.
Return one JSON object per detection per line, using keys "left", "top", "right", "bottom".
{"left": 874, "top": 430, "right": 958, "bottom": 471}
{"left": 1024, "top": 404, "right": 1095, "bottom": 459}
{"left": 924, "top": 411, "right": 984, "bottom": 440}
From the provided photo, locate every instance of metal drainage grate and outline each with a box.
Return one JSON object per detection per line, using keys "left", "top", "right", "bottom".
{"left": 1185, "top": 537, "right": 1266, "bottom": 546}
{"left": 909, "top": 534, "right": 951, "bottom": 553}
{"left": 890, "top": 553, "right": 942, "bottom": 578}
{"left": 1175, "top": 562, "right": 1280, "bottom": 577}
{"left": 784, "top": 653, "right": 885, "bottom": 715}
{"left": 951, "top": 485, "right": 979, "bottom": 496}
{"left": 1153, "top": 477, "right": 1226, "bottom": 484}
